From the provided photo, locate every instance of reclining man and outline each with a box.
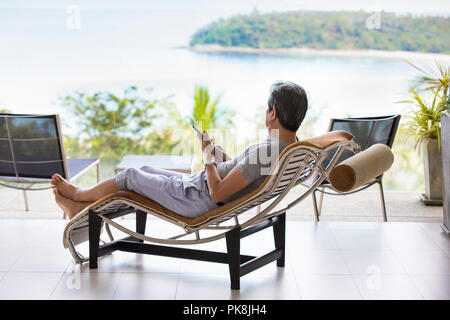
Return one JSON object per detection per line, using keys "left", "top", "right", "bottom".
{"left": 52, "top": 81, "right": 308, "bottom": 219}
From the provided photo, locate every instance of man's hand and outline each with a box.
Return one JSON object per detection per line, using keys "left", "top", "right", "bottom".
{"left": 201, "top": 130, "right": 230, "bottom": 164}
{"left": 201, "top": 131, "right": 213, "bottom": 152}
{"left": 201, "top": 130, "right": 215, "bottom": 164}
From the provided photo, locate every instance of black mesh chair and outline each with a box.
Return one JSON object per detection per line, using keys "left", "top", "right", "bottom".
{"left": 0, "top": 113, "right": 100, "bottom": 214}
{"left": 312, "top": 115, "right": 401, "bottom": 222}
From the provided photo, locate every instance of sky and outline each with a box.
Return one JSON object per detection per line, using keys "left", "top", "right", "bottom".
{"left": 1, "top": 0, "right": 450, "bottom": 15}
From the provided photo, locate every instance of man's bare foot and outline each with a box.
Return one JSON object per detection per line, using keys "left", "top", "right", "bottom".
{"left": 51, "top": 174, "right": 79, "bottom": 200}
{"left": 53, "top": 189, "right": 90, "bottom": 219}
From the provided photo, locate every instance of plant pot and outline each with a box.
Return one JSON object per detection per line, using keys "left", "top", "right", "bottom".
{"left": 422, "top": 139, "right": 443, "bottom": 203}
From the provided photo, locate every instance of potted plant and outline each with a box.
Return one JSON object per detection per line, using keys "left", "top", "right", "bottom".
{"left": 401, "top": 62, "right": 449, "bottom": 204}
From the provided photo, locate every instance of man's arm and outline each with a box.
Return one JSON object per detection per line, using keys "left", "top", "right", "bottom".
{"left": 205, "top": 164, "right": 250, "bottom": 204}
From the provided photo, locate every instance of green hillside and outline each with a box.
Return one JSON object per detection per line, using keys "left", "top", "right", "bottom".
{"left": 190, "top": 11, "right": 450, "bottom": 53}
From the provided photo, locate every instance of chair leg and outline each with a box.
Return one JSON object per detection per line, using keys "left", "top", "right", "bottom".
{"left": 273, "top": 212, "right": 286, "bottom": 267}
{"left": 225, "top": 227, "right": 241, "bottom": 290}
{"left": 312, "top": 190, "right": 320, "bottom": 221}
{"left": 378, "top": 180, "right": 388, "bottom": 222}
{"left": 135, "top": 210, "right": 147, "bottom": 243}
{"left": 89, "top": 210, "right": 102, "bottom": 269}
{"left": 318, "top": 187, "right": 325, "bottom": 215}
{"left": 22, "top": 189, "right": 29, "bottom": 212}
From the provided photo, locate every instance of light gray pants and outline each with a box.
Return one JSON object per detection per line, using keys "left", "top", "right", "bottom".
{"left": 115, "top": 166, "right": 218, "bottom": 218}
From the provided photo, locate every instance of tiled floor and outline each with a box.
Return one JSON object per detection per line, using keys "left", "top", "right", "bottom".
{"left": 0, "top": 219, "right": 449, "bottom": 300}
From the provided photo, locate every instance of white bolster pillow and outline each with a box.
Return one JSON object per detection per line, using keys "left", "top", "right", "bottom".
{"left": 328, "top": 144, "right": 394, "bottom": 192}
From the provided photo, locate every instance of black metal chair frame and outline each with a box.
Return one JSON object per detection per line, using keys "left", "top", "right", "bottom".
{"left": 312, "top": 115, "right": 401, "bottom": 222}
{"left": 89, "top": 208, "right": 286, "bottom": 290}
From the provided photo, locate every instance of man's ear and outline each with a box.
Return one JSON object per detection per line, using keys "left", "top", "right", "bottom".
{"left": 269, "top": 107, "right": 277, "bottom": 120}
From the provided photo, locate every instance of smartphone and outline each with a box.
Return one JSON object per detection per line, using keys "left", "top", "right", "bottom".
{"left": 192, "top": 125, "right": 230, "bottom": 161}
{"left": 192, "top": 125, "right": 210, "bottom": 142}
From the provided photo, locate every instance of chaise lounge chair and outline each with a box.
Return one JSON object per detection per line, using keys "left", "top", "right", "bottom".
{"left": 63, "top": 130, "right": 393, "bottom": 289}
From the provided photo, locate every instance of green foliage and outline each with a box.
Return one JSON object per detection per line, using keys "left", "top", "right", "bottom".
{"left": 190, "top": 11, "right": 450, "bottom": 53}
{"left": 190, "top": 85, "right": 235, "bottom": 131}
{"left": 59, "top": 86, "right": 174, "bottom": 161}
{"left": 401, "top": 88, "right": 448, "bottom": 149}
{"left": 400, "top": 62, "right": 449, "bottom": 151}
{"left": 408, "top": 61, "right": 449, "bottom": 98}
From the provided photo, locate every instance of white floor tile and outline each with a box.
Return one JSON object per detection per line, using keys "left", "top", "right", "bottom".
{"left": 50, "top": 272, "right": 121, "bottom": 300}
{"left": 394, "top": 251, "right": 450, "bottom": 275}
{"left": 0, "top": 219, "right": 46, "bottom": 247}
{"left": 291, "top": 250, "right": 350, "bottom": 275}
{"left": 411, "top": 275, "right": 450, "bottom": 300}
{"left": 113, "top": 273, "right": 179, "bottom": 300}
{"left": 286, "top": 222, "right": 338, "bottom": 250}
{"left": 353, "top": 275, "right": 423, "bottom": 300}
{"left": 417, "top": 223, "right": 450, "bottom": 258}
{"left": 325, "top": 221, "right": 382, "bottom": 231}
{"left": 176, "top": 272, "right": 300, "bottom": 300}
{"left": 342, "top": 250, "right": 406, "bottom": 275}
{"left": 0, "top": 272, "right": 63, "bottom": 299}
{"left": 296, "top": 275, "right": 361, "bottom": 300}
{"left": 0, "top": 246, "right": 23, "bottom": 271}
{"left": 175, "top": 273, "right": 237, "bottom": 300}
{"left": 383, "top": 223, "right": 443, "bottom": 252}
{"left": 30, "top": 219, "right": 67, "bottom": 248}
{"left": 10, "top": 246, "right": 72, "bottom": 272}
{"left": 330, "top": 228, "right": 390, "bottom": 250}
{"left": 237, "top": 273, "right": 301, "bottom": 300}
{"left": 417, "top": 222, "right": 446, "bottom": 234}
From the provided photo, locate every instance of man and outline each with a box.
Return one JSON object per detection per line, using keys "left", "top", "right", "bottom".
{"left": 52, "top": 81, "right": 308, "bottom": 219}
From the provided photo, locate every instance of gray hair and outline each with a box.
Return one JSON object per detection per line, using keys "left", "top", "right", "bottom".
{"left": 267, "top": 81, "right": 308, "bottom": 132}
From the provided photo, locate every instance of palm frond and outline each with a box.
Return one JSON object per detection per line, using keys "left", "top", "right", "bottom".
{"left": 191, "top": 85, "right": 234, "bottom": 131}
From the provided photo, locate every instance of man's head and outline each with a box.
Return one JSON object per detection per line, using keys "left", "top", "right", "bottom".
{"left": 266, "top": 81, "right": 308, "bottom": 133}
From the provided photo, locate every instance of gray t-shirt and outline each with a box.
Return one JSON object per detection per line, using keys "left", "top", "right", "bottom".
{"left": 213, "top": 136, "right": 292, "bottom": 204}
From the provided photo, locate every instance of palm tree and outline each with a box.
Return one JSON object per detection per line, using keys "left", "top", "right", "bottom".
{"left": 190, "top": 85, "right": 235, "bottom": 131}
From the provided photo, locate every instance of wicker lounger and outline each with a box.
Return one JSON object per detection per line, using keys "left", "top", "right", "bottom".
{"left": 63, "top": 130, "right": 358, "bottom": 289}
